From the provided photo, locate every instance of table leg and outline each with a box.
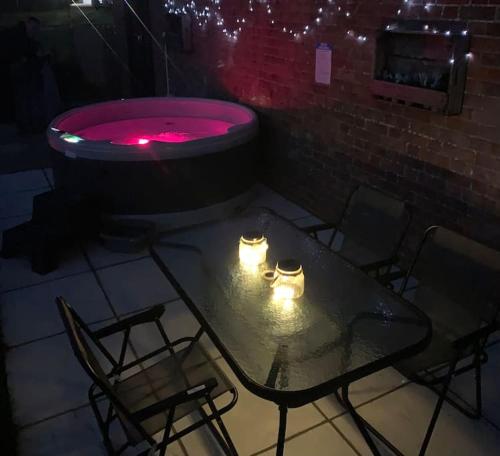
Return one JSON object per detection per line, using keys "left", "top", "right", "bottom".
{"left": 276, "top": 404, "right": 288, "bottom": 456}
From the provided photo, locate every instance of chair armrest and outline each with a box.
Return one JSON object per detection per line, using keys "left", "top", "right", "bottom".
{"left": 302, "top": 223, "right": 335, "bottom": 234}
{"left": 453, "top": 324, "right": 497, "bottom": 351}
{"left": 131, "top": 378, "right": 218, "bottom": 422}
{"left": 94, "top": 305, "right": 165, "bottom": 339}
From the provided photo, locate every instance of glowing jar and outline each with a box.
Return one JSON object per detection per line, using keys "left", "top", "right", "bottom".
{"left": 239, "top": 232, "right": 268, "bottom": 267}
{"left": 271, "top": 259, "right": 305, "bottom": 300}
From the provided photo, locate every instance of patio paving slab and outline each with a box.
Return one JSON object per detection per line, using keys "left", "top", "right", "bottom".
{"left": 1, "top": 271, "right": 113, "bottom": 347}
{"left": 6, "top": 325, "right": 137, "bottom": 427}
{"left": 7, "top": 332, "right": 96, "bottom": 426}
{"left": 250, "top": 184, "right": 312, "bottom": 220}
{"left": 259, "top": 422, "right": 358, "bottom": 456}
{"left": 84, "top": 239, "right": 149, "bottom": 269}
{"left": 0, "top": 213, "right": 31, "bottom": 250}
{"left": 19, "top": 403, "right": 187, "bottom": 456}
{"left": 0, "top": 170, "right": 49, "bottom": 195}
{"left": 448, "top": 342, "right": 500, "bottom": 428}
{"left": 43, "top": 168, "right": 54, "bottom": 187}
{"left": 18, "top": 406, "right": 107, "bottom": 456}
{"left": 314, "top": 367, "right": 408, "bottom": 419}
{"left": 333, "top": 381, "right": 500, "bottom": 456}
{"left": 96, "top": 257, "right": 178, "bottom": 316}
{"left": 0, "top": 246, "right": 90, "bottom": 292}
{"left": 0, "top": 187, "right": 49, "bottom": 218}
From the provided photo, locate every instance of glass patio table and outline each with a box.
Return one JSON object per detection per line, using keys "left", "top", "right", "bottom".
{"left": 151, "top": 208, "right": 431, "bottom": 456}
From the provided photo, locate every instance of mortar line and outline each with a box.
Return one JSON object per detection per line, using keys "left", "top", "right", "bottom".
{"left": 1, "top": 253, "right": 152, "bottom": 295}
{"left": 249, "top": 418, "right": 329, "bottom": 456}
{"left": 311, "top": 400, "right": 363, "bottom": 455}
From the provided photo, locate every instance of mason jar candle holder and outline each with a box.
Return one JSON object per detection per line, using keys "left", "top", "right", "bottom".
{"left": 271, "top": 259, "right": 305, "bottom": 300}
{"left": 239, "top": 232, "right": 268, "bottom": 267}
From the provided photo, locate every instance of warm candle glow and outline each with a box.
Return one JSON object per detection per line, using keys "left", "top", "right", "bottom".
{"left": 273, "top": 284, "right": 296, "bottom": 300}
{"left": 239, "top": 232, "right": 268, "bottom": 267}
{"left": 271, "top": 260, "right": 305, "bottom": 300}
{"left": 272, "top": 295, "right": 296, "bottom": 316}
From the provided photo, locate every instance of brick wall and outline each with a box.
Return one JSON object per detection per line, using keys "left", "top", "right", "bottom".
{"left": 165, "top": 0, "right": 500, "bottom": 256}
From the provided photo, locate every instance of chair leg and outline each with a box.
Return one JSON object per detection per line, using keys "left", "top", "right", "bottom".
{"left": 157, "top": 407, "right": 176, "bottom": 456}
{"left": 89, "top": 396, "right": 116, "bottom": 455}
{"left": 198, "top": 407, "right": 234, "bottom": 456}
{"left": 204, "top": 395, "right": 239, "bottom": 456}
{"left": 426, "top": 349, "right": 484, "bottom": 420}
{"left": 340, "top": 386, "right": 382, "bottom": 456}
{"left": 335, "top": 387, "right": 404, "bottom": 456}
{"left": 418, "top": 360, "right": 457, "bottom": 456}
{"left": 474, "top": 348, "right": 483, "bottom": 418}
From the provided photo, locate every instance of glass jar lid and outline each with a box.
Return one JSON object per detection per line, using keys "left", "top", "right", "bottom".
{"left": 276, "top": 259, "right": 303, "bottom": 276}
{"left": 241, "top": 231, "right": 265, "bottom": 245}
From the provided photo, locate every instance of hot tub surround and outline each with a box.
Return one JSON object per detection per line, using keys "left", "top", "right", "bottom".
{"left": 47, "top": 97, "right": 259, "bottom": 219}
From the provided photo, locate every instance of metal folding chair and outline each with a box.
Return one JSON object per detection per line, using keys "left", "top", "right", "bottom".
{"left": 57, "top": 297, "right": 238, "bottom": 456}
{"left": 400, "top": 226, "right": 500, "bottom": 454}
{"left": 335, "top": 226, "right": 500, "bottom": 456}
{"left": 303, "top": 185, "right": 411, "bottom": 278}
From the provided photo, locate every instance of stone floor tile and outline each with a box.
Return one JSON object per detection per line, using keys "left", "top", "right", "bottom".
{"left": 0, "top": 170, "right": 48, "bottom": 195}
{"left": 314, "top": 367, "right": 408, "bottom": 419}
{"left": 1, "top": 272, "right": 112, "bottom": 346}
{"left": 259, "top": 422, "right": 358, "bottom": 456}
{"left": 97, "top": 257, "right": 178, "bottom": 315}
{"left": 333, "top": 382, "right": 500, "bottom": 456}
{"left": 0, "top": 247, "right": 90, "bottom": 292}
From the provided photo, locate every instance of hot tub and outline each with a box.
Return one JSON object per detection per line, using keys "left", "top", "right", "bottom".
{"left": 48, "top": 97, "right": 258, "bottom": 227}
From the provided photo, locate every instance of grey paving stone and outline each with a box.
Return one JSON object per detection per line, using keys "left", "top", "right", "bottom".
{"left": 1, "top": 272, "right": 112, "bottom": 347}
{"left": 97, "top": 257, "right": 178, "bottom": 316}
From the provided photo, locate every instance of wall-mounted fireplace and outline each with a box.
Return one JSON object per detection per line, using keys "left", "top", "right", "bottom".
{"left": 371, "top": 20, "right": 470, "bottom": 115}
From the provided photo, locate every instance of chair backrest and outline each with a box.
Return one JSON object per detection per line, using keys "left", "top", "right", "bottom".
{"left": 404, "top": 227, "right": 500, "bottom": 340}
{"left": 56, "top": 297, "right": 147, "bottom": 444}
{"left": 339, "top": 185, "right": 410, "bottom": 264}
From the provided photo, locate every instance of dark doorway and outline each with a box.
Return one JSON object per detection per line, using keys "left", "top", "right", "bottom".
{"left": 124, "top": 0, "right": 155, "bottom": 96}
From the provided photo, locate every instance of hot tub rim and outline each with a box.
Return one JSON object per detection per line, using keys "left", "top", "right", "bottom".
{"left": 47, "top": 97, "right": 259, "bottom": 162}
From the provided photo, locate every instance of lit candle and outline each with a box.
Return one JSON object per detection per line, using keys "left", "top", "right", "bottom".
{"left": 239, "top": 232, "right": 268, "bottom": 267}
{"left": 271, "top": 259, "right": 305, "bottom": 300}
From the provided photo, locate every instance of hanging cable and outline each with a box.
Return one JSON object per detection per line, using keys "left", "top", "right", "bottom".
{"left": 163, "top": 35, "right": 171, "bottom": 96}
{"left": 122, "top": 0, "right": 193, "bottom": 96}
{"left": 70, "top": 0, "right": 143, "bottom": 92}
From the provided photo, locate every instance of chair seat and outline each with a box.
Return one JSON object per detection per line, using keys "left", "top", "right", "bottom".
{"left": 115, "top": 342, "right": 234, "bottom": 438}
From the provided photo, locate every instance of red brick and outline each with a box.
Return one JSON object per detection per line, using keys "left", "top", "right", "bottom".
{"left": 460, "top": 6, "right": 497, "bottom": 21}
{"left": 481, "top": 53, "right": 500, "bottom": 67}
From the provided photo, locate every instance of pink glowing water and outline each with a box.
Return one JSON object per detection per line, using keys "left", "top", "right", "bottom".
{"left": 75, "top": 117, "right": 235, "bottom": 145}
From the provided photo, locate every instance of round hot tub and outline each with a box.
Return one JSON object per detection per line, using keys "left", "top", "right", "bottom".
{"left": 48, "top": 97, "right": 258, "bottom": 227}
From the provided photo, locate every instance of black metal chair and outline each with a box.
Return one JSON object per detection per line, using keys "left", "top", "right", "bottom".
{"left": 335, "top": 226, "right": 500, "bottom": 456}
{"left": 57, "top": 297, "right": 239, "bottom": 456}
{"left": 303, "top": 185, "right": 411, "bottom": 277}
{"left": 395, "top": 227, "right": 500, "bottom": 455}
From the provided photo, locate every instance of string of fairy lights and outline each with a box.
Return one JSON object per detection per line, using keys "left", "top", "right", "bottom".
{"left": 164, "top": 0, "right": 472, "bottom": 64}
{"left": 164, "top": 0, "right": 368, "bottom": 43}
